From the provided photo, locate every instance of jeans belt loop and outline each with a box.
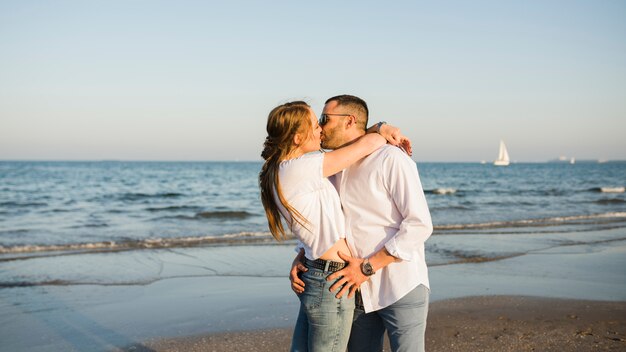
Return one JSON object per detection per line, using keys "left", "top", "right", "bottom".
{"left": 324, "top": 260, "right": 331, "bottom": 272}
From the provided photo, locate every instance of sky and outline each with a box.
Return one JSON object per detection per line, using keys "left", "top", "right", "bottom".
{"left": 1, "top": 0, "right": 625, "bottom": 162}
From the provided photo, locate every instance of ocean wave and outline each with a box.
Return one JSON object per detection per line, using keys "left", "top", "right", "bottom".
{"left": 430, "top": 205, "right": 472, "bottom": 211}
{"left": 589, "top": 187, "right": 625, "bottom": 193}
{"left": 540, "top": 189, "right": 569, "bottom": 196}
{"left": 157, "top": 211, "right": 256, "bottom": 221}
{"left": 44, "top": 208, "right": 71, "bottom": 213}
{"left": 0, "top": 231, "right": 278, "bottom": 256}
{"left": 426, "top": 187, "right": 624, "bottom": 197}
{"left": 482, "top": 200, "right": 536, "bottom": 206}
{"left": 594, "top": 198, "right": 626, "bottom": 205}
{"left": 68, "top": 222, "right": 109, "bottom": 229}
{"left": 426, "top": 188, "right": 458, "bottom": 195}
{"left": 3, "top": 213, "right": 625, "bottom": 257}
{"left": 145, "top": 205, "right": 204, "bottom": 212}
{"left": 0, "top": 201, "right": 48, "bottom": 208}
{"left": 95, "top": 192, "right": 186, "bottom": 202}
{"left": 121, "top": 192, "right": 184, "bottom": 200}
{"left": 435, "top": 212, "right": 626, "bottom": 231}
{"left": 0, "top": 229, "right": 31, "bottom": 235}
{"left": 194, "top": 211, "right": 254, "bottom": 219}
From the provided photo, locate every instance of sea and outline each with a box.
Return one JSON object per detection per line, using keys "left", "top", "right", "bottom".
{"left": 1, "top": 160, "right": 625, "bottom": 287}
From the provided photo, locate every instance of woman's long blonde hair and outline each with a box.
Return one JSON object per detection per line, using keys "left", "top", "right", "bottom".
{"left": 259, "top": 101, "right": 312, "bottom": 240}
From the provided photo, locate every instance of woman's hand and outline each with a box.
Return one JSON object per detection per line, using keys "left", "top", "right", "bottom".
{"left": 378, "top": 124, "right": 413, "bottom": 156}
{"left": 289, "top": 251, "right": 307, "bottom": 294}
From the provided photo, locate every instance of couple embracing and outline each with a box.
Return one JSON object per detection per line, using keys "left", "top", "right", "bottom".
{"left": 259, "top": 95, "right": 432, "bottom": 352}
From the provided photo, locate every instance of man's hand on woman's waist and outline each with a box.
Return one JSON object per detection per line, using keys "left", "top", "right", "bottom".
{"left": 327, "top": 248, "right": 399, "bottom": 299}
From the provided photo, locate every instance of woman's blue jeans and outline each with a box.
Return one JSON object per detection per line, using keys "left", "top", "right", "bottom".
{"left": 290, "top": 263, "right": 355, "bottom": 352}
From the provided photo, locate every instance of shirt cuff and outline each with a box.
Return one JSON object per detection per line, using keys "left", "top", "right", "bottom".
{"left": 384, "top": 238, "right": 413, "bottom": 262}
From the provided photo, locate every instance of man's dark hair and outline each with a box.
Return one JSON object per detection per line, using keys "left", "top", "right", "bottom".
{"left": 325, "top": 94, "right": 369, "bottom": 130}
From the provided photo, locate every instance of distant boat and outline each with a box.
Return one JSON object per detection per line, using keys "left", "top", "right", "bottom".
{"left": 494, "top": 140, "right": 510, "bottom": 166}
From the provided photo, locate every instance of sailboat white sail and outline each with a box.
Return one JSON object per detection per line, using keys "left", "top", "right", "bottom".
{"left": 494, "top": 140, "right": 510, "bottom": 166}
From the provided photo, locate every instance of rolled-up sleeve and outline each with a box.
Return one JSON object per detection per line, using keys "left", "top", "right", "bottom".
{"left": 382, "top": 153, "right": 433, "bottom": 261}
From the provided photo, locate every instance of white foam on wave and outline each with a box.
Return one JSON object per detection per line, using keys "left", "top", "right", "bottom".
{"left": 0, "top": 231, "right": 275, "bottom": 255}
{"left": 0, "top": 242, "right": 121, "bottom": 254}
{"left": 435, "top": 212, "right": 626, "bottom": 230}
{"left": 432, "top": 188, "right": 457, "bottom": 195}
{"left": 601, "top": 187, "right": 625, "bottom": 193}
{"left": 5, "top": 212, "right": 626, "bottom": 254}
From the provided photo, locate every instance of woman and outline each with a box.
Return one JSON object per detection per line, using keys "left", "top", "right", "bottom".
{"left": 259, "top": 101, "right": 407, "bottom": 352}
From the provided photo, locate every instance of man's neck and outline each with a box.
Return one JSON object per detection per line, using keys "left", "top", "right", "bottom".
{"left": 336, "top": 130, "right": 366, "bottom": 149}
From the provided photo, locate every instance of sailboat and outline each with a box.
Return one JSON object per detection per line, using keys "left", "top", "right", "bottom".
{"left": 493, "top": 140, "right": 510, "bottom": 166}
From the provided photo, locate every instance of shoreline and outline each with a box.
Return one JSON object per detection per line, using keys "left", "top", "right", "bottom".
{"left": 1, "top": 227, "right": 625, "bottom": 351}
{"left": 123, "top": 295, "right": 626, "bottom": 352}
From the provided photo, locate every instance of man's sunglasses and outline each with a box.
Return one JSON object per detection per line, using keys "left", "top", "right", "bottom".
{"left": 318, "top": 113, "right": 352, "bottom": 126}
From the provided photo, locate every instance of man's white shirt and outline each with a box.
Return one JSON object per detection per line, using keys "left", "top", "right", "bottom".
{"left": 331, "top": 144, "right": 432, "bottom": 313}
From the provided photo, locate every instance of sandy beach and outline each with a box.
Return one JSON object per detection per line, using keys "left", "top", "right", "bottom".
{"left": 134, "top": 296, "right": 626, "bottom": 352}
{"left": 1, "top": 227, "right": 625, "bottom": 351}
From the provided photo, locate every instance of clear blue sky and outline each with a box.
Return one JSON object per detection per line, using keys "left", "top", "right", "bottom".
{"left": 1, "top": 0, "right": 624, "bottom": 161}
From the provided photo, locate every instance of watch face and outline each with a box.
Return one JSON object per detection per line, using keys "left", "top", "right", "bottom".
{"left": 362, "top": 262, "right": 374, "bottom": 276}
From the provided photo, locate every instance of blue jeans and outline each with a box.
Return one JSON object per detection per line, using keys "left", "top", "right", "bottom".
{"left": 348, "top": 284, "right": 429, "bottom": 352}
{"left": 290, "top": 264, "right": 355, "bottom": 352}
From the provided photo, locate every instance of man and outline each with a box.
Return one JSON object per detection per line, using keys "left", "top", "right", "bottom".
{"left": 290, "top": 95, "right": 433, "bottom": 352}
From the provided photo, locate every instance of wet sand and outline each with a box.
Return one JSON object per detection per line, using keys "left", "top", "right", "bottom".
{"left": 2, "top": 229, "right": 625, "bottom": 351}
{"left": 133, "top": 295, "right": 626, "bottom": 352}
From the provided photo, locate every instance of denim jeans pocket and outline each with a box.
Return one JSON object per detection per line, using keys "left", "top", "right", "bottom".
{"left": 299, "top": 269, "right": 327, "bottom": 311}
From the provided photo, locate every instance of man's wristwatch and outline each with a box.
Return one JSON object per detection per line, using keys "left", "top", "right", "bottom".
{"left": 376, "top": 121, "right": 387, "bottom": 133}
{"left": 361, "top": 259, "right": 375, "bottom": 276}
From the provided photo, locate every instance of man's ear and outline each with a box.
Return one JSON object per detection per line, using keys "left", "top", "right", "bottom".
{"left": 345, "top": 115, "right": 357, "bottom": 128}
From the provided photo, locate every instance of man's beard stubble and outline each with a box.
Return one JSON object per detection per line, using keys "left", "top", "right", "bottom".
{"left": 321, "top": 126, "right": 344, "bottom": 150}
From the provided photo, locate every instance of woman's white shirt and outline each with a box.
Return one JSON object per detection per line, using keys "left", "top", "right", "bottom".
{"left": 275, "top": 152, "right": 345, "bottom": 260}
